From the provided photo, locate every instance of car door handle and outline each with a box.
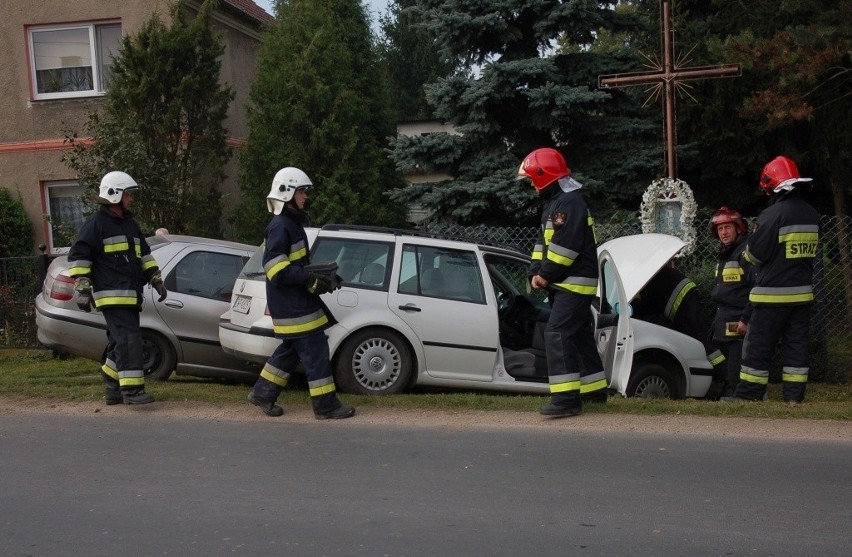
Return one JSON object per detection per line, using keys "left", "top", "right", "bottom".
{"left": 398, "top": 304, "right": 421, "bottom": 312}
{"left": 164, "top": 300, "right": 184, "bottom": 309}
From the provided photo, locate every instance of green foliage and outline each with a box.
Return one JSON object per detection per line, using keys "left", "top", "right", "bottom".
{"left": 387, "top": 0, "right": 662, "bottom": 225}
{"left": 378, "top": 0, "right": 457, "bottom": 121}
{"left": 62, "top": 0, "right": 234, "bottom": 237}
{"left": 386, "top": 0, "right": 848, "bottom": 225}
{"left": 231, "top": 0, "right": 408, "bottom": 244}
{"left": 0, "top": 189, "right": 33, "bottom": 257}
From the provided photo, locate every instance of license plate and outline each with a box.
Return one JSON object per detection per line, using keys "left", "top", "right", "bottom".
{"left": 232, "top": 295, "right": 252, "bottom": 314}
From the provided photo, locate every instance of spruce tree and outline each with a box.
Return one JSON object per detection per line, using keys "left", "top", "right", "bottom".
{"left": 386, "top": 0, "right": 659, "bottom": 226}
{"left": 378, "top": 0, "right": 456, "bottom": 121}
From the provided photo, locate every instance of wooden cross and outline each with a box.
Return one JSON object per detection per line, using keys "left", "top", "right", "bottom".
{"left": 598, "top": 0, "right": 740, "bottom": 179}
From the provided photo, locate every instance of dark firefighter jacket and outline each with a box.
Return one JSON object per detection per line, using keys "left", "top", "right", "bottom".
{"left": 263, "top": 206, "right": 335, "bottom": 338}
{"left": 528, "top": 188, "right": 598, "bottom": 296}
{"left": 711, "top": 235, "right": 754, "bottom": 341}
{"left": 742, "top": 189, "right": 820, "bottom": 306}
{"left": 67, "top": 206, "right": 160, "bottom": 310}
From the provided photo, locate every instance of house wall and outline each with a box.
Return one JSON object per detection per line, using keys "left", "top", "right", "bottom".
{"left": 0, "top": 0, "right": 267, "bottom": 253}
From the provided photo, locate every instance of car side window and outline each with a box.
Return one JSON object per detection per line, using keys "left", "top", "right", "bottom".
{"left": 312, "top": 237, "right": 392, "bottom": 290}
{"left": 168, "top": 251, "right": 247, "bottom": 301}
{"left": 398, "top": 244, "right": 485, "bottom": 303}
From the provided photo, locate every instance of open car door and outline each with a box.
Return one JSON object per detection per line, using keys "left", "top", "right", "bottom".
{"left": 596, "top": 249, "right": 633, "bottom": 396}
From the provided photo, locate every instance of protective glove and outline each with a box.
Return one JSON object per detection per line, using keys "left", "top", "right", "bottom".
{"left": 306, "top": 272, "right": 335, "bottom": 296}
{"left": 150, "top": 273, "right": 168, "bottom": 302}
{"left": 74, "top": 277, "right": 93, "bottom": 312}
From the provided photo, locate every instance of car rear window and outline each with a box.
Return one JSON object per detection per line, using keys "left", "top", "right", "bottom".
{"left": 238, "top": 243, "right": 266, "bottom": 278}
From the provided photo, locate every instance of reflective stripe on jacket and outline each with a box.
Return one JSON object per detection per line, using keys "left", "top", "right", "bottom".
{"left": 528, "top": 189, "right": 598, "bottom": 295}
{"left": 742, "top": 191, "right": 820, "bottom": 306}
{"left": 67, "top": 206, "right": 160, "bottom": 310}
{"left": 263, "top": 208, "right": 335, "bottom": 338}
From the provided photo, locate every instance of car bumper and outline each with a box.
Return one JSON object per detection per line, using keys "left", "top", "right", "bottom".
{"left": 34, "top": 295, "right": 107, "bottom": 361}
{"left": 218, "top": 318, "right": 278, "bottom": 364}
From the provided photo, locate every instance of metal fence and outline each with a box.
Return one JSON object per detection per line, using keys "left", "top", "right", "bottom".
{"left": 3, "top": 216, "right": 849, "bottom": 380}
{"left": 0, "top": 254, "right": 49, "bottom": 347}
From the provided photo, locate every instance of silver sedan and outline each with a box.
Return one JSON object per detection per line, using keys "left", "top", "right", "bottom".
{"left": 35, "top": 234, "right": 261, "bottom": 382}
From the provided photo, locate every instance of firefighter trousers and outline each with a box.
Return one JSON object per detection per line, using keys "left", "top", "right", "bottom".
{"left": 100, "top": 307, "right": 145, "bottom": 394}
{"left": 544, "top": 290, "right": 607, "bottom": 409}
{"left": 251, "top": 331, "right": 341, "bottom": 414}
{"left": 716, "top": 339, "right": 743, "bottom": 398}
{"left": 735, "top": 305, "right": 811, "bottom": 402}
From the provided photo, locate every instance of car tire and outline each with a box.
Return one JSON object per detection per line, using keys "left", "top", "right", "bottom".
{"left": 142, "top": 330, "right": 176, "bottom": 381}
{"left": 627, "top": 362, "right": 679, "bottom": 399}
{"left": 334, "top": 328, "right": 413, "bottom": 395}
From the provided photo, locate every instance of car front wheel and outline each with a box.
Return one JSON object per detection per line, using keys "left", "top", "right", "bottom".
{"left": 334, "top": 328, "right": 413, "bottom": 395}
{"left": 627, "top": 362, "right": 679, "bottom": 399}
{"left": 142, "top": 330, "right": 176, "bottom": 381}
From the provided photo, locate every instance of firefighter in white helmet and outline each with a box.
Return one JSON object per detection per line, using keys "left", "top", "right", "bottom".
{"left": 246, "top": 167, "right": 354, "bottom": 419}
{"left": 67, "top": 171, "right": 167, "bottom": 405}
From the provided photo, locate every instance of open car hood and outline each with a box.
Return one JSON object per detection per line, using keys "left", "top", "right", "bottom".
{"left": 597, "top": 234, "right": 685, "bottom": 302}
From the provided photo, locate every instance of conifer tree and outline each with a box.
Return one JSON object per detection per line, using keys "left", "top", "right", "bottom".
{"left": 232, "top": 0, "right": 407, "bottom": 243}
{"left": 63, "top": 0, "right": 233, "bottom": 237}
{"left": 387, "top": 0, "right": 658, "bottom": 225}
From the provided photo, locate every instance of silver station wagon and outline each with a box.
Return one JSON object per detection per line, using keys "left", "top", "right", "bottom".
{"left": 219, "top": 226, "right": 713, "bottom": 399}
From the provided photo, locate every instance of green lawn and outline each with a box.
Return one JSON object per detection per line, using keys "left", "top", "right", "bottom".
{"left": 1, "top": 349, "right": 849, "bottom": 420}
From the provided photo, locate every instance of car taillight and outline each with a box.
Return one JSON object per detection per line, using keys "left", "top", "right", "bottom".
{"left": 50, "top": 274, "right": 77, "bottom": 301}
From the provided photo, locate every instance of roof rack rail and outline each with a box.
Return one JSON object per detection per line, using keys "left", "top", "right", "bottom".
{"left": 319, "top": 224, "right": 521, "bottom": 253}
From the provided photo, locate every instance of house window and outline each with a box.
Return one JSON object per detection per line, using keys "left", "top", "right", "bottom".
{"left": 28, "top": 22, "right": 121, "bottom": 100}
{"left": 45, "top": 182, "right": 88, "bottom": 253}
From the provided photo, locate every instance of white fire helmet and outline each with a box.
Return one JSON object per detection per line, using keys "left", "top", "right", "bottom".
{"left": 267, "top": 167, "right": 312, "bottom": 215}
{"left": 98, "top": 171, "right": 139, "bottom": 205}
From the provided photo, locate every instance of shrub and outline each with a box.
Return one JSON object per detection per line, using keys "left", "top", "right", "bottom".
{"left": 0, "top": 189, "right": 33, "bottom": 257}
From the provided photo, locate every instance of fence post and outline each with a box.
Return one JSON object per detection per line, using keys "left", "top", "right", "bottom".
{"left": 37, "top": 244, "right": 48, "bottom": 286}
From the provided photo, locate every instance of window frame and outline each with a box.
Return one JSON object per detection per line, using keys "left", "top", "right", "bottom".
{"left": 27, "top": 20, "right": 121, "bottom": 101}
{"left": 44, "top": 180, "right": 89, "bottom": 254}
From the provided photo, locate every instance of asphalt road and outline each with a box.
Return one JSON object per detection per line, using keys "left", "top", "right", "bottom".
{"left": 1, "top": 410, "right": 850, "bottom": 557}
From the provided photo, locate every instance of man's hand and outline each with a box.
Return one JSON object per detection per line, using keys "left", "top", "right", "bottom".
{"left": 74, "top": 277, "right": 93, "bottom": 312}
{"left": 737, "top": 320, "right": 748, "bottom": 335}
{"left": 150, "top": 273, "right": 168, "bottom": 302}
{"left": 530, "top": 275, "right": 550, "bottom": 290}
{"left": 307, "top": 273, "right": 334, "bottom": 296}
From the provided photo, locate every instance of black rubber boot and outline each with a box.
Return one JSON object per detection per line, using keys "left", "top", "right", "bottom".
{"left": 100, "top": 370, "right": 123, "bottom": 406}
{"left": 247, "top": 392, "right": 284, "bottom": 417}
{"left": 314, "top": 404, "right": 355, "bottom": 420}
{"left": 104, "top": 388, "right": 123, "bottom": 406}
{"left": 122, "top": 390, "right": 155, "bottom": 405}
{"left": 539, "top": 402, "right": 582, "bottom": 417}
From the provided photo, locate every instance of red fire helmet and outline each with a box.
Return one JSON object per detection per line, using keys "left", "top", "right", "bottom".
{"left": 517, "top": 148, "right": 571, "bottom": 191}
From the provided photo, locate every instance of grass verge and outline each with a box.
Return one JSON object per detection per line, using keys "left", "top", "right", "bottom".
{"left": 1, "top": 349, "right": 849, "bottom": 420}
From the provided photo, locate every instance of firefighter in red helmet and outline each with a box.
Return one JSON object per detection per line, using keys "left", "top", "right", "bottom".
{"left": 518, "top": 148, "right": 607, "bottom": 417}
{"left": 709, "top": 206, "right": 754, "bottom": 400}
{"left": 733, "top": 156, "right": 820, "bottom": 404}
